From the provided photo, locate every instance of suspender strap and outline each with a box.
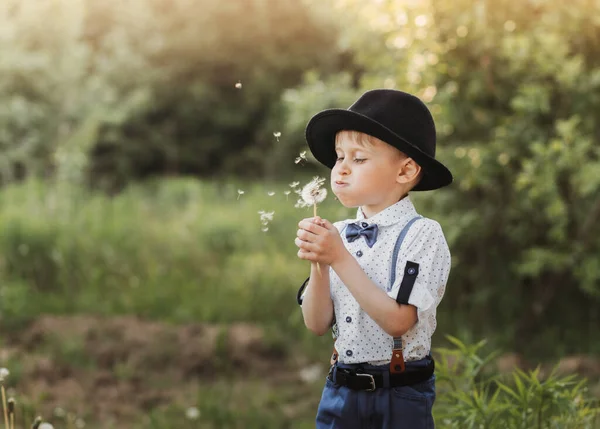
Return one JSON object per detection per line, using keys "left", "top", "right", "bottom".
{"left": 296, "top": 277, "right": 310, "bottom": 305}
{"left": 389, "top": 215, "right": 422, "bottom": 374}
{"left": 389, "top": 216, "right": 422, "bottom": 290}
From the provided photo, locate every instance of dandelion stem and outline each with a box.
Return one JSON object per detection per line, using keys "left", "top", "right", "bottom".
{"left": 9, "top": 413, "right": 13, "bottom": 429}
{"left": 1, "top": 386, "right": 9, "bottom": 429}
{"left": 313, "top": 203, "right": 322, "bottom": 276}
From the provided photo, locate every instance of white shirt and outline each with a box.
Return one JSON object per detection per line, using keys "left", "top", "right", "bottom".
{"left": 329, "top": 196, "right": 451, "bottom": 364}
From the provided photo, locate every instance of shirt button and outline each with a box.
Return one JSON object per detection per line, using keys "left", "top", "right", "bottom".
{"left": 346, "top": 350, "right": 353, "bottom": 357}
{"left": 345, "top": 316, "right": 352, "bottom": 323}
{"left": 356, "top": 250, "right": 363, "bottom": 257}
{"left": 361, "top": 222, "right": 368, "bottom": 227}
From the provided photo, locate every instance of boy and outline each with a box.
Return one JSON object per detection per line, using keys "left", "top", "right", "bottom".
{"left": 295, "top": 89, "right": 452, "bottom": 428}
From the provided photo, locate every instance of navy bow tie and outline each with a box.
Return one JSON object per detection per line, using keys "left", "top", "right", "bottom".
{"left": 346, "top": 222, "right": 379, "bottom": 248}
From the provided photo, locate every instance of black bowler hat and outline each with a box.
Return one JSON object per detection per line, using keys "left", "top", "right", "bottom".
{"left": 305, "top": 89, "right": 453, "bottom": 191}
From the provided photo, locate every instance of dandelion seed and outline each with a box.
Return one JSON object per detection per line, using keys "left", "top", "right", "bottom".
{"left": 185, "top": 406, "right": 200, "bottom": 420}
{"left": 237, "top": 189, "right": 245, "bottom": 200}
{"left": 295, "top": 151, "right": 307, "bottom": 164}
{"left": 267, "top": 191, "right": 275, "bottom": 197}
{"left": 289, "top": 181, "right": 300, "bottom": 188}
{"left": 235, "top": 81, "right": 242, "bottom": 89}
{"left": 258, "top": 210, "right": 275, "bottom": 224}
{"left": 284, "top": 190, "right": 291, "bottom": 200}
{"left": 273, "top": 131, "right": 281, "bottom": 142}
{"left": 0, "top": 368, "right": 8, "bottom": 382}
{"left": 258, "top": 210, "right": 275, "bottom": 232}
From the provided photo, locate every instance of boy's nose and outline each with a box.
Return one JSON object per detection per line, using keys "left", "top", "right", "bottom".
{"left": 336, "top": 160, "right": 350, "bottom": 175}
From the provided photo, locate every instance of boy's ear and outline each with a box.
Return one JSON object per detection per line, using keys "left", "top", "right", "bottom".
{"left": 396, "top": 158, "right": 422, "bottom": 185}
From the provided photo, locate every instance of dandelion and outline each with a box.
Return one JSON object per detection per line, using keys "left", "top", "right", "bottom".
{"left": 267, "top": 191, "right": 275, "bottom": 197}
{"left": 237, "top": 189, "right": 245, "bottom": 200}
{"left": 38, "top": 423, "right": 54, "bottom": 429}
{"left": 185, "top": 406, "right": 200, "bottom": 420}
{"left": 7, "top": 397, "right": 15, "bottom": 429}
{"left": 273, "top": 131, "right": 281, "bottom": 142}
{"left": 295, "top": 151, "right": 307, "bottom": 164}
{"left": 235, "top": 81, "right": 242, "bottom": 89}
{"left": 75, "top": 418, "right": 85, "bottom": 429}
{"left": 297, "top": 177, "right": 328, "bottom": 275}
{"left": 53, "top": 408, "right": 65, "bottom": 418}
{"left": 1, "top": 368, "right": 9, "bottom": 429}
{"left": 31, "top": 416, "right": 42, "bottom": 429}
{"left": 298, "top": 176, "right": 328, "bottom": 216}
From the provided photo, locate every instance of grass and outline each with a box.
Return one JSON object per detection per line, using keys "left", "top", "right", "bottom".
{"left": 0, "top": 178, "right": 599, "bottom": 428}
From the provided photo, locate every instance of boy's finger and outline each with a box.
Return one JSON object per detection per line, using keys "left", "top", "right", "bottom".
{"left": 298, "top": 219, "right": 327, "bottom": 233}
{"left": 316, "top": 218, "right": 336, "bottom": 231}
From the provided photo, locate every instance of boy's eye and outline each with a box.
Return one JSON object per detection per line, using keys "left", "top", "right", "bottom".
{"left": 354, "top": 158, "right": 366, "bottom": 163}
{"left": 336, "top": 156, "right": 344, "bottom": 162}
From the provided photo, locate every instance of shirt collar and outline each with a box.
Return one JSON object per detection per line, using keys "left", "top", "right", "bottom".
{"left": 354, "top": 196, "right": 418, "bottom": 227}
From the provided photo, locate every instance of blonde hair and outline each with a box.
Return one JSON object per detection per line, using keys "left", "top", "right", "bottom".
{"left": 334, "top": 130, "right": 381, "bottom": 148}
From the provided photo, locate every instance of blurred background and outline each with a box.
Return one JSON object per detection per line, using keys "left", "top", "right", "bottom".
{"left": 0, "top": 0, "right": 599, "bottom": 427}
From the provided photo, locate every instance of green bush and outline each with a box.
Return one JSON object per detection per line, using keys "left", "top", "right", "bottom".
{"left": 434, "top": 337, "right": 600, "bottom": 428}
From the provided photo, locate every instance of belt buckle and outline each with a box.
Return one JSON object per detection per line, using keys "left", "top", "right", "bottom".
{"left": 356, "top": 373, "right": 376, "bottom": 392}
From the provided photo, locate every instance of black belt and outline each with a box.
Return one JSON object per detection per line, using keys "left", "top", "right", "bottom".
{"left": 328, "top": 360, "right": 434, "bottom": 392}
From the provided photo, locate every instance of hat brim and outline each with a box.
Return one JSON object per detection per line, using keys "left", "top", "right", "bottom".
{"left": 305, "top": 109, "right": 453, "bottom": 191}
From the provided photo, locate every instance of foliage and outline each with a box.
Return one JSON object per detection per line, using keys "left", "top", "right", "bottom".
{"left": 0, "top": 178, "right": 345, "bottom": 360}
{"left": 434, "top": 337, "right": 600, "bottom": 428}
{"left": 283, "top": 0, "right": 600, "bottom": 356}
{"left": 1, "top": 330, "right": 598, "bottom": 428}
{"left": 0, "top": 0, "right": 339, "bottom": 189}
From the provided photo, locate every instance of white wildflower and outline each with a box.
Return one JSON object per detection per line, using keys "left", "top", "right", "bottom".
{"left": 185, "top": 406, "right": 200, "bottom": 420}
{"left": 295, "top": 151, "right": 307, "bottom": 164}
{"left": 297, "top": 176, "right": 327, "bottom": 209}
{"left": 299, "top": 364, "right": 323, "bottom": 383}
{"left": 0, "top": 368, "right": 9, "bottom": 382}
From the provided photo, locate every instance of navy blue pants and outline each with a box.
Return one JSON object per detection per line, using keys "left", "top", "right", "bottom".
{"left": 316, "top": 359, "right": 436, "bottom": 429}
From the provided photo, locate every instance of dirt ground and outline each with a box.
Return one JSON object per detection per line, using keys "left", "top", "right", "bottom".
{"left": 1, "top": 316, "right": 599, "bottom": 428}
{"left": 0, "top": 315, "right": 323, "bottom": 428}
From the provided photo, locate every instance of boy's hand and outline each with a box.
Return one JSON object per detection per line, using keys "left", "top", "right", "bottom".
{"left": 295, "top": 217, "right": 347, "bottom": 266}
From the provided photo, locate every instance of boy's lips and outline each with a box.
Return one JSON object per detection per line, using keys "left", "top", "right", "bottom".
{"left": 334, "top": 180, "right": 349, "bottom": 188}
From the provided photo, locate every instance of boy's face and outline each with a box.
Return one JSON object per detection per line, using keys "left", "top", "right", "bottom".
{"left": 331, "top": 131, "right": 416, "bottom": 217}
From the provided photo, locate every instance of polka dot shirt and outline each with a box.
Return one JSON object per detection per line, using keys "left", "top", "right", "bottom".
{"left": 330, "top": 196, "right": 451, "bottom": 364}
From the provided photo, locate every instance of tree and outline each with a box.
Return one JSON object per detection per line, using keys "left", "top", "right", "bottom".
{"left": 283, "top": 0, "right": 600, "bottom": 356}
